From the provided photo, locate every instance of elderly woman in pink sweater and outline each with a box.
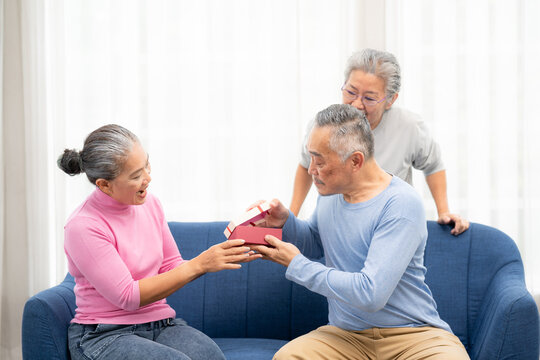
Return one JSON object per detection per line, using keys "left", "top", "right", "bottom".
{"left": 57, "top": 124, "right": 259, "bottom": 360}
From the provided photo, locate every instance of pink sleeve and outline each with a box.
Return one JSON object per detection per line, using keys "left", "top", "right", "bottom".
{"left": 159, "top": 218, "right": 186, "bottom": 273}
{"left": 154, "top": 198, "right": 185, "bottom": 273}
{"left": 65, "top": 218, "right": 141, "bottom": 311}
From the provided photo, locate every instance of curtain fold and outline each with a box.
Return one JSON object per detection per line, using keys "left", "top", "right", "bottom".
{"left": 20, "top": 0, "right": 57, "bottom": 298}
{"left": 2, "top": 0, "right": 30, "bottom": 358}
{"left": 0, "top": 0, "right": 5, "bottom": 354}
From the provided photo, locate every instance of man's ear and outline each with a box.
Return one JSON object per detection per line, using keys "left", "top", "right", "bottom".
{"left": 385, "top": 93, "right": 399, "bottom": 110}
{"left": 350, "top": 151, "right": 365, "bottom": 170}
{"left": 96, "top": 178, "right": 112, "bottom": 196}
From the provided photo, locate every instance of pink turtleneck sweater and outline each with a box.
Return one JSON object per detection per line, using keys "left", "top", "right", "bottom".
{"left": 64, "top": 188, "right": 185, "bottom": 324}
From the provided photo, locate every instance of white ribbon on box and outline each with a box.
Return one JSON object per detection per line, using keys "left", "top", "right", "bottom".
{"left": 224, "top": 201, "right": 271, "bottom": 238}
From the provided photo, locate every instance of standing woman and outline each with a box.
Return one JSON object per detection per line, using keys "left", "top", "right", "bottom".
{"left": 58, "top": 124, "right": 258, "bottom": 360}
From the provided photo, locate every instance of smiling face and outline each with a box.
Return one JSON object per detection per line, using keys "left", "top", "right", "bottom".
{"left": 342, "top": 69, "right": 398, "bottom": 129}
{"left": 307, "top": 126, "right": 352, "bottom": 196}
{"left": 97, "top": 141, "right": 152, "bottom": 205}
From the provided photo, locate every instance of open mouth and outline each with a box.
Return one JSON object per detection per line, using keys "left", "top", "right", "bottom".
{"left": 137, "top": 188, "right": 147, "bottom": 196}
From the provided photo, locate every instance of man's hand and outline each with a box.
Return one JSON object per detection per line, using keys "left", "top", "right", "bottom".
{"left": 437, "top": 212, "right": 470, "bottom": 236}
{"left": 247, "top": 199, "right": 290, "bottom": 228}
{"left": 250, "top": 235, "right": 300, "bottom": 267}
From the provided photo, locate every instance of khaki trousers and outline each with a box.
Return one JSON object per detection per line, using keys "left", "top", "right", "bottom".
{"left": 273, "top": 325, "right": 469, "bottom": 360}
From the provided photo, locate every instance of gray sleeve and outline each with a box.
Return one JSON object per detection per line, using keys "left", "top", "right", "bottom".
{"left": 299, "top": 120, "right": 314, "bottom": 169}
{"left": 412, "top": 120, "right": 445, "bottom": 176}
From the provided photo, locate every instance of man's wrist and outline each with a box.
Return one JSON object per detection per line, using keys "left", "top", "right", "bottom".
{"left": 285, "top": 253, "right": 306, "bottom": 281}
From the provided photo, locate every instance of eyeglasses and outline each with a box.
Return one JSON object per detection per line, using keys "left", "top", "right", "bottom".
{"left": 341, "top": 85, "right": 387, "bottom": 107}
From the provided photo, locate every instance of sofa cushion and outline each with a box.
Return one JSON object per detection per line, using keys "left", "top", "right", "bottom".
{"left": 213, "top": 338, "right": 287, "bottom": 360}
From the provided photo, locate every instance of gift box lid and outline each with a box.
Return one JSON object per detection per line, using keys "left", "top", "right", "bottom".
{"left": 224, "top": 202, "right": 271, "bottom": 238}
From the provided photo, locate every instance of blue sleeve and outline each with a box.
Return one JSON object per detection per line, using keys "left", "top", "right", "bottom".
{"left": 282, "top": 210, "right": 324, "bottom": 260}
{"left": 285, "top": 216, "right": 425, "bottom": 312}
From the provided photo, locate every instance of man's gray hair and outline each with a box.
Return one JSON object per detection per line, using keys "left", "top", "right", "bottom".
{"left": 344, "top": 48, "right": 401, "bottom": 99}
{"left": 314, "top": 104, "right": 374, "bottom": 162}
{"left": 57, "top": 124, "right": 139, "bottom": 184}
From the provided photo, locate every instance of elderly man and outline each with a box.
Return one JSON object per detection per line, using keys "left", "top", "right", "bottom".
{"left": 290, "top": 48, "right": 469, "bottom": 235}
{"left": 254, "top": 104, "right": 469, "bottom": 359}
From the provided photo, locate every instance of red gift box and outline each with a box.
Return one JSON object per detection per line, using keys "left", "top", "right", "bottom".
{"left": 224, "top": 202, "right": 281, "bottom": 245}
{"left": 227, "top": 225, "right": 282, "bottom": 246}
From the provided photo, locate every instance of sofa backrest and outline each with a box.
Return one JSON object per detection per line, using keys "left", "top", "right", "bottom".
{"left": 167, "top": 221, "right": 328, "bottom": 340}
{"left": 424, "top": 221, "right": 526, "bottom": 352}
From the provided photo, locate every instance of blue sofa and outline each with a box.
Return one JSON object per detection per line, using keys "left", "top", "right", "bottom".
{"left": 22, "top": 221, "right": 539, "bottom": 359}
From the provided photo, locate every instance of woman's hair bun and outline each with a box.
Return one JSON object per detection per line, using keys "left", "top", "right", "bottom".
{"left": 57, "top": 149, "right": 83, "bottom": 175}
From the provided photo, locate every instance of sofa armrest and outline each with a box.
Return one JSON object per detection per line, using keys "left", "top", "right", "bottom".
{"left": 22, "top": 274, "right": 76, "bottom": 360}
{"left": 470, "top": 266, "right": 539, "bottom": 360}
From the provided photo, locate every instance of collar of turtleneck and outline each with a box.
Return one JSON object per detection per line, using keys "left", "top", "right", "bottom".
{"left": 90, "top": 186, "right": 133, "bottom": 213}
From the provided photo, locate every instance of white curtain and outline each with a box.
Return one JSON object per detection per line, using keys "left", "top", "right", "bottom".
{"left": 55, "top": 0, "right": 378, "bottom": 224}
{"left": 386, "top": 0, "right": 540, "bottom": 297}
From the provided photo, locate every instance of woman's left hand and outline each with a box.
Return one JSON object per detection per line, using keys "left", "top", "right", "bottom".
{"left": 437, "top": 212, "right": 470, "bottom": 236}
{"left": 193, "top": 239, "right": 262, "bottom": 273}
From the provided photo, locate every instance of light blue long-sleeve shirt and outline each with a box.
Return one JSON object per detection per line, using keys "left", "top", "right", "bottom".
{"left": 283, "top": 176, "right": 452, "bottom": 333}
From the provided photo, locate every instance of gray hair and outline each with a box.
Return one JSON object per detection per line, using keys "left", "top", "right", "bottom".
{"left": 344, "top": 48, "right": 401, "bottom": 99}
{"left": 57, "top": 124, "right": 139, "bottom": 184}
{"left": 314, "top": 104, "right": 374, "bottom": 162}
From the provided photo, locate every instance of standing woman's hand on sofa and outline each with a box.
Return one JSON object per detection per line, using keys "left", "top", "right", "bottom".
{"left": 437, "top": 212, "right": 469, "bottom": 236}
{"left": 193, "top": 239, "right": 262, "bottom": 273}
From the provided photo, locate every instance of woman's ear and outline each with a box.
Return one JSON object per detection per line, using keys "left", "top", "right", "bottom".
{"left": 385, "top": 93, "right": 399, "bottom": 110}
{"left": 96, "top": 178, "right": 112, "bottom": 195}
